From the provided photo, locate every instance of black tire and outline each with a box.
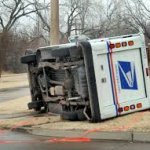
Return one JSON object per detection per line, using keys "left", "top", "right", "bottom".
{"left": 76, "top": 109, "right": 86, "bottom": 121}
{"left": 21, "top": 54, "right": 36, "bottom": 64}
{"left": 61, "top": 111, "right": 78, "bottom": 121}
{"left": 34, "top": 107, "right": 41, "bottom": 112}
{"left": 51, "top": 47, "right": 70, "bottom": 57}
{"left": 48, "top": 103, "right": 62, "bottom": 114}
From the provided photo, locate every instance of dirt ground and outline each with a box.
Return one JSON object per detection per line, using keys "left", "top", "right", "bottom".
{"left": 0, "top": 96, "right": 31, "bottom": 115}
{"left": 1, "top": 73, "right": 150, "bottom": 133}
{"left": 0, "top": 73, "right": 29, "bottom": 90}
{"left": 0, "top": 94, "right": 150, "bottom": 132}
{"left": 33, "top": 111, "right": 150, "bottom": 132}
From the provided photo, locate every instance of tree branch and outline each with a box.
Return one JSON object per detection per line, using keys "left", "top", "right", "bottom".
{"left": 0, "top": 16, "right": 5, "bottom": 29}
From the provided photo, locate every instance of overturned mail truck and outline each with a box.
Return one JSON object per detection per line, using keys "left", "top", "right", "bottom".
{"left": 21, "top": 33, "right": 150, "bottom": 122}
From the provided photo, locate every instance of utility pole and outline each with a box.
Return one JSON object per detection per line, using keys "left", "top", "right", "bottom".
{"left": 50, "top": 0, "right": 59, "bottom": 45}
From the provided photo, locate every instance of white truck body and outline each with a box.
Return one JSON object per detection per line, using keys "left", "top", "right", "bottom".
{"left": 90, "top": 33, "right": 150, "bottom": 120}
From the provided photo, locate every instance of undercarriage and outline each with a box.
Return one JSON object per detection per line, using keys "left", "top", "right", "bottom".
{"left": 21, "top": 42, "right": 100, "bottom": 122}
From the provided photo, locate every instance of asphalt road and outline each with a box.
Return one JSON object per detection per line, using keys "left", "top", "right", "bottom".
{"left": 0, "top": 86, "right": 30, "bottom": 102}
{"left": 0, "top": 130, "right": 150, "bottom": 150}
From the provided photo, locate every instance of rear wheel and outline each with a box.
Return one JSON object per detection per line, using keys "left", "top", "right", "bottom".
{"left": 34, "top": 106, "right": 41, "bottom": 112}
{"left": 61, "top": 109, "right": 87, "bottom": 121}
{"left": 61, "top": 111, "right": 78, "bottom": 121}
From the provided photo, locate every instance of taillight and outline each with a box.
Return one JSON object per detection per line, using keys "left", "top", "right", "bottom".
{"left": 130, "top": 105, "right": 135, "bottom": 110}
{"left": 128, "top": 41, "right": 134, "bottom": 46}
{"left": 109, "top": 43, "right": 115, "bottom": 49}
{"left": 115, "top": 43, "right": 121, "bottom": 48}
{"left": 122, "top": 42, "right": 127, "bottom": 47}
{"left": 137, "top": 103, "right": 142, "bottom": 108}
{"left": 118, "top": 107, "right": 123, "bottom": 113}
{"left": 124, "top": 106, "right": 129, "bottom": 111}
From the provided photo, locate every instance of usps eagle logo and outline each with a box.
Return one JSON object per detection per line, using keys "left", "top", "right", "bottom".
{"left": 118, "top": 61, "right": 138, "bottom": 90}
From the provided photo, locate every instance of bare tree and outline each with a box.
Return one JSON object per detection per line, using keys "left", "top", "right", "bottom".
{"left": 33, "top": 0, "right": 50, "bottom": 32}
{"left": 77, "top": 0, "right": 120, "bottom": 37}
{"left": 0, "top": 0, "right": 42, "bottom": 76}
{"left": 31, "top": 0, "right": 50, "bottom": 45}
{"left": 60, "top": 0, "right": 81, "bottom": 37}
{"left": 0, "top": 0, "right": 39, "bottom": 32}
{"left": 77, "top": 0, "right": 91, "bottom": 34}
{"left": 124, "top": 0, "right": 150, "bottom": 39}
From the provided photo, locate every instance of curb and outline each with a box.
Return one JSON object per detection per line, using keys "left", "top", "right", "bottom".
{"left": 86, "top": 131, "right": 132, "bottom": 141}
{"left": 133, "top": 132, "right": 150, "bottom": 143}
{"left": 14, "top": 127, "right": 132, "bottom": 142}
{"left": 13, "top": 127, "right": 150, "bottom": 143}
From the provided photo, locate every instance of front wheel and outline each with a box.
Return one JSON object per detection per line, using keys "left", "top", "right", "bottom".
{"left": 21, "top": 54, "right": 36, "bottom": 64}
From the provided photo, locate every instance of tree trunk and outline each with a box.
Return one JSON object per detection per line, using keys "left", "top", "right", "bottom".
{"left": 0, "top": 31, "right": 10, "bottom": 77}
{"left": 50, "top": 0, "right": 59, "bottom": 45}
